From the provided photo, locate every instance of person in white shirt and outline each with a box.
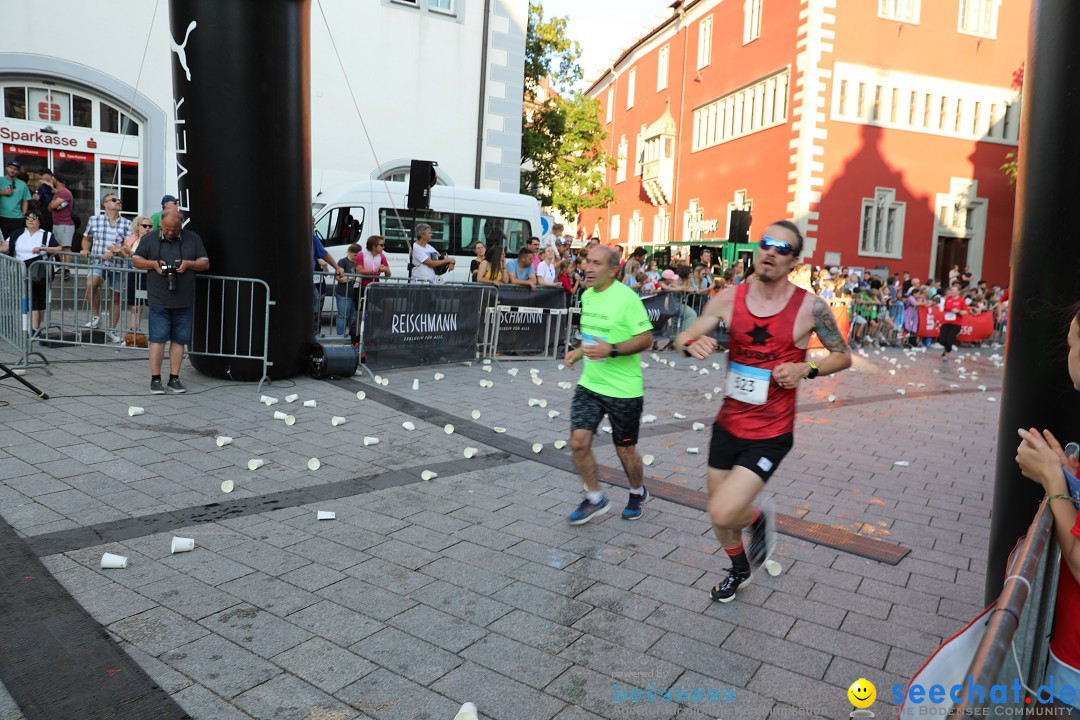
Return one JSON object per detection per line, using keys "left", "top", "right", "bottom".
{"left": 410, "top": 223, "right": 454, "bottom": 282}
{"left": 1, "top": 213, "right": 60, "bottom": 336}
{"left": 535, "top": 246, "right": 561, "bottom": 288}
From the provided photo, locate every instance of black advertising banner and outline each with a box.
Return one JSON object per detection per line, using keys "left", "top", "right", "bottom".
{"left": 641, "top": 292, "right": 680, "bottom": 334}
{"left": 362, "top": 284, "right": 484, "bottom": 370}
{"left": 495, "top": 286, "right": 568, "bottom": 353}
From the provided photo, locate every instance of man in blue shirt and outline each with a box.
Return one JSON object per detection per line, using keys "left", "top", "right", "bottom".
{"left": 508, "top": 247, "right": 536, "bottom": 290}
{"left": 312, "top": 233, "right": 346, "bottom": 332}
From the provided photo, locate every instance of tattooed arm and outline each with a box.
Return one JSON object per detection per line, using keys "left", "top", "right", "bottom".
{"left": 772, "top": 295, "right": 852, "bottom": 388}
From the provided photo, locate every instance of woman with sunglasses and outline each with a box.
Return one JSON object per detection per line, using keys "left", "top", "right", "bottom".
{"left": 113, "top": 215, "right": 153, "bottom": 345}
{"left": 1, "top": 213, "right": 60, "bottom": 337}
{"left": 676, "top": 220, "right": 852, "bottom": 604}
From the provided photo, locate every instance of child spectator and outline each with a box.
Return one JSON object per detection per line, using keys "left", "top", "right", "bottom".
{"left": 637, "top": 271, "right": 658, "bottom": 296}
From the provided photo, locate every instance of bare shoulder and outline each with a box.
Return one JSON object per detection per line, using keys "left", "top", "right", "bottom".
{"left": 705, "top": 286, "right": 736, "bottom": 324}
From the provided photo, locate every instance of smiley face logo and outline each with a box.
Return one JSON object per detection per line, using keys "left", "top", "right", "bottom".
{"left": 848, "top": 678, "right": 876, "bottom": 709}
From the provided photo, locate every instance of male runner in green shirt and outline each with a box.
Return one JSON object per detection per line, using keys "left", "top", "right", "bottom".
{"left": 564, "top": 245, "right": 655, "bottom": 523}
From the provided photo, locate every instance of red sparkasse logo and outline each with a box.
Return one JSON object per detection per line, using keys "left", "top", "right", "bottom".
{"left": 0, "top": 126, "right": 79, "bottom": 147}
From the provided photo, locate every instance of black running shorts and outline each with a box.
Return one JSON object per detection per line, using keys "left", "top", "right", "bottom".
{"left": 708, "top": 423, "right": 793, "bottom": 482}
{"left": 570, "top": 385, "right": 644, "bottom": 447}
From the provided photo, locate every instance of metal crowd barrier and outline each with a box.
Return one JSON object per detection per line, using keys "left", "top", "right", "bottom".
{"left": 0, "top": 253, "right": 32, "bottom": 366}
{"left": 22, "top": 254, "right": 275, "bottom": 391}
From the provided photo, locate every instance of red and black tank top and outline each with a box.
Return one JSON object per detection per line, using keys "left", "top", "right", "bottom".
{"left": 717, "top": 282, "right": 808, "bottom": 439}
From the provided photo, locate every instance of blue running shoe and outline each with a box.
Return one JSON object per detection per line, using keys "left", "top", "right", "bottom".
{"left": 568, "top": 496, "right": 610, "bottom": 525}
{"left": 621, "top": 486, "right": 651, "bottom": 520}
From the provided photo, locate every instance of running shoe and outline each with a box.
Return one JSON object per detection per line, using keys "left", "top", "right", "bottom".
{"left": 150, "top": 378, "right": 165, "bottom": 395}
{"left": 567, "top": 496, "right": 609, "bottom": 525}
{"left": 621, "top": 486, "right": 651, "bottom": 520}
{"left": 746, "top": 500, "right": 776, "bottom": 567}
{"left": 106, "top": 330, "right": 123, "bottom": 344}
{"left": 167, "top": 378, "right": 187, "bottom": 394}
{"left": 710, "top": 567, "right": 752, "bottom": 603}
{"left": 85, "top": 316, "right": 101, "bottom": 329}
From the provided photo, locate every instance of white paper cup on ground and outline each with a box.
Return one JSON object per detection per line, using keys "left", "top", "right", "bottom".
{"left": 421, "top": 470, "right": 438, "bottom": 481}
{"left": 379, "top": 377, "right": 389, "bottom": 386}
{"left": 317, "top": 510, "right": 336, "bottom": 520}
{"left": 100, "top": 553, "right": 128, "bottom": 569}
{"left": 482, "top": 365, "right": 492, "bottom": 373}
{"left": 220, "top": 480, "right": 234, "bottom": 493}
{"left": 412, "top": 379, "right": 420, "bottom": 390}
{"left": 532, "top": 443, "right": 543, "bottom": 454}
{"left": 260, "top": 395, "right": 279, "bottom": 406}
{"left": 687, "top": 447, "right": 700, "bottom": 454}
{"left": 215, "top": 436, "right": 233, "bottom": 447}
{"left": 548, "top": 410, "right": 560, "bottom": 419}
{"left": 538, "top": 399, "right": 548, "bottom": 408}
{"left": 307, "top": 458, "right": 321, "bottom": 471}
{"left": 673, "top": 412, "right": 686, "bottom": 419}
{"left": 464, "top": 447, "right": 478, "bottom": 458}
{"left": 274, "top": 410, "right": 288, "bottom": 421}
{"left": 483, "top": 359, "right": 491, "bottom": 365}
{"left": 692, "top": 422, "right": 705, "bottom": 431}
{"left": 127, "top": 406, "right": 144, "bottom": 417}
{"left": 402, "top": 421, "right": 415, "bottom": 431}
{"left": 454, "top": 702, "right": 479, "bottom": 720}
{"left": 363, "top": 436, "right": 379, "bottom": 446}
{"left": 331, "top": 416, "right": 347, "bottom": 426}
{"left": 247, "top": 458, "right": 265, "bottom": 470}
{"left": 355, "top": 390, "right": 366, "bottom": 400}
{"left": 444, "top": 424, "right": 455, "bottom": 435}
{"left": 493, "top": 426, "right": 507, "bottom": 433}
{"left": 643, "top": 454, "right": 655, "bottom": 466}
{"left": 554, "top": 440, "right": 567, "bottom": 449}
{"left": 170, "top": 536, "right": 195, "bottom": 554}
{"left": 374, "top": 375, "right": 383, "bottom": 384}
{"left": 528, "top": 398, "right": 539, "bottom": 407}
{"left": 284, "top": 394, "right": 298, "bottom": 403}
{"left": 303, "top": 399, "right": 317, "bottom": 408}
{"left": 508, "top": 368, "right": 518, "bottom": 376}
{"left": 471, "top": 410, "right": 481, "bottom": 419}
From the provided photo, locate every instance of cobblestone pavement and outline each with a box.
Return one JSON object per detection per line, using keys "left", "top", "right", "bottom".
{"left": 0, "top": 340, "right": 1004, "bottom": 720}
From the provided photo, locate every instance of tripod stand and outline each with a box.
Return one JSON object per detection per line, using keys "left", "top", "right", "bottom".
{"left": 0, "top": 361, "right": 48, "bottom": 399}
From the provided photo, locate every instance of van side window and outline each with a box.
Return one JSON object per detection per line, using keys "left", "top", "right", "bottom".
{"left": 459, "top": 214, "right": 531, "bottom": 258}
{"left": 379, "top": 208, "right": 451, "bottom": 254}
{"left": 315, "top": 207, "right": 365, "bottom": 248}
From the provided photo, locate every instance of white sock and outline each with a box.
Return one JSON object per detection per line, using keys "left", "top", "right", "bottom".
{"left": 629, "top": 487, "right": 644, "bottom": 496}
{"left": 587, "top": 491, "right": 605, "bottom": 504}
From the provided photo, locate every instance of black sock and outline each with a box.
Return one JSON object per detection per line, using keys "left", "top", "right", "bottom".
{"left": 725, "top": 545, "right": 751, "bottom": 574}
{"left": 169, "top": 374, "right": 179, "bottom": 382}
{"left": 151, "top": 375, "right": 161, "bottom": 383}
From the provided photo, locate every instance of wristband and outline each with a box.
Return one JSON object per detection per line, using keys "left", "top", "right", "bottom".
{"left": 1046, "top": 493, "right": 1073, "bottom": 503}
{"left": 806, "top": 360, "right": 819, "bottom": 379}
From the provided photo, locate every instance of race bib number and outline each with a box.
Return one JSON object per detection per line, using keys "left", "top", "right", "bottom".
{"left": 944, "top": 312, "right": 957, "bottom": 321}
{"left": 725, "top": 361, "right": 770, "bottom": 405}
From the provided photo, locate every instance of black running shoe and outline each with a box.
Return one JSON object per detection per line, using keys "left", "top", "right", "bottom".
{"left": 150, "top": 378, "right": 165, "bottom": 395}
{"left": 710, "top": 567, "right": 752, "bottom": 603}
{"left": 746, "top": 500, "right": 775, "bottom": 567}
{"left": 167, "top": 377, "right": 187, "bottom": 394}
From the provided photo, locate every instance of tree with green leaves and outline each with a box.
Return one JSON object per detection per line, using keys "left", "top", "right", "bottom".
{"left": 520, "top": 1, "right": 613, "bottom": 217}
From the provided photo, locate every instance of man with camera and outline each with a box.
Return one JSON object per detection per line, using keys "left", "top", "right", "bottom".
{"left": 131, "top": 210, "right": 209, "bottom": 394}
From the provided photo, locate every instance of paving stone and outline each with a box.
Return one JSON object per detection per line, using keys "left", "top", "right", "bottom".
{"left": 451, "top": 524, "right": 523, "bottom": 551}
{"left": 234, "top": 673, "right": 362, "bottom": 720}
{"left": 364, "top": 538, "right": 440, "bottom": 570}
{"left": 642, "top": 603, "right": 735, "bottom": 645}
{"left": 220, "top": 540, "right": 310, "bottom": 576}
{"left": 201, "top": 603, "right": 313, "bottom": 657}
{"left": 807, "top": 583, "right": 892, "bottom": 620}
{"left": 573, "top": 583, "right": 661, "bottom": 621}
{"left": 418, "top": 556, "right": 514, "bottom": 595}
{"left": 271, "top": 637, "right": 376, "bottom": 694}
{"left": 721, "top": 627, "right": 833, "bottom": 681}
{"left": 285, "top": 536, "right": 369, "bottom": 572}
{"left": 162, "top": 634, "right": 280, "bottom": 699}
{"left": 120, "top": 642, "right": 197, "bottom": 695}
{"left": 487, "top": 610, "right": 584, "bottom": 654}
{"left": 286, "top": 600, "right": 384, "bottom": 648}
{"left": 219, "top": 572, "right": 321, "bottom": 617}
{"left": 409, "top": 579, "right": 514, "bottom": 626}
{"left": 506, "top": 539, "right": 582, "bottom": 569}
{"left": 344, "top": 556, "right": 436, "bottom": 595}
{"left": 389, "top": 603, "right": 487, "bottom": 653}
{"left": 746, "top": 663, "right": 851, "bottom": 719}
{"left": 787, "top": 618, "right": 891, "bottom": 668}
{"left": 460, "top": 633, "right": 572, "bottom": 689}
{"left": 338, "top": 667, "right": 460, "bottom": 720}
{"left": 492, "top": 580, "right": 592, "bottom": 625}
{"left": 545, "top": 664, "right": 677, "bottom": 720}
{"left": 563, "top": 558, "right": 647, "bottom": 591}
{"left": 440, "top": 539, "right": 530, "bottom": 575}
{"left": 108, "top": 606, "right": 210, "bottom": 657}
{"left": 279, "top": 562, "right": 348, "bottom": 591}
{"left": 351, "top": 626, "right": 462, "bottom": 686}
{"left": 316, "top": 577, "right": 416, "bottom": 621}
{"left": 571, "top": 607, "right": 665, "bottom": 652}
{"left": 672, "top": 670, "right": 774, "bottom": 720}
{"left": 433, "top": 662, "right": 566, "bottom": 720}
{"left": 508, "top": 560, "right": 596, "bottom": 597}
{"left": 173, "top": 683, "right": 256, "bottom": 720}
{"left": 560, "top": 634, "right": 684, "bottom": 689}
{"left": 631, "top": 576, "right": 711, "bottom": 613}
{"left": 389, "top": 523, "right": 458, "bottom": 552}
{"left": 760, "top": 589, "right": 848, "bottom": 630}
{"left": 648, "top": 632, "right": 759, "bottom": 687}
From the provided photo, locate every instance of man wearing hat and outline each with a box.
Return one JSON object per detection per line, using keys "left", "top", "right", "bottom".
{"left": 0, "top": 159, "right": 31, "bottom": 241}
{"left": 151, "top": 194, "right": 179, "bottom": 230}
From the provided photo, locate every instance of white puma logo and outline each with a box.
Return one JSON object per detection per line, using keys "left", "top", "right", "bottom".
{"left": 170, "top": 20, "right": 198, "bottom": 81}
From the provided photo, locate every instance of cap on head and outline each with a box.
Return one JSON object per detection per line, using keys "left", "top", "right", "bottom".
{"left": 39, "top": 167, "right": 53, "bottom": 176}
{"left": 6, "top": 159, "right": 21, "bottom": 169}
{"left": 161, "top": 194, "right": 179, "bottom": 207}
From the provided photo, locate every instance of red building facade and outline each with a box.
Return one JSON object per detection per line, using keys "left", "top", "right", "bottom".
{"left": 580, "top": 0, "right": 1027, "bottom": 286}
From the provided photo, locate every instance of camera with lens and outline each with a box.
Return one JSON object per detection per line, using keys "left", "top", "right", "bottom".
{"left": 159, "top": 260, "right": 182, "bottom": 291}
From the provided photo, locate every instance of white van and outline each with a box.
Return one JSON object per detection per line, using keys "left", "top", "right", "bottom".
{"left": 313, "top": 180, "right": 542, "bottom": 283}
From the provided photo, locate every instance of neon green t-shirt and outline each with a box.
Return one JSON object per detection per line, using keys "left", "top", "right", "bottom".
{"left": 579, "top": 280, "right": 654, "bottom": 399}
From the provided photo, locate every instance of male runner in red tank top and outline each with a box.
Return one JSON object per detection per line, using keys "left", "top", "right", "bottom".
{"left": 676, "top": 220, "right": 851, "bottom": 602}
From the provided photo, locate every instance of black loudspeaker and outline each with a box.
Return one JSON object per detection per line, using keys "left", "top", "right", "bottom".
{"left": 728, "top": 209, "right": 752, "bottom": 243}
{"left": 309, "top": 338, "right": 358, "bottom": 379}
{"left": 407, "top": 160, "right": 438, "bottom": 210}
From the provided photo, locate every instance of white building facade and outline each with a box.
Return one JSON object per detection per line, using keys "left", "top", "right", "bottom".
{"left": 1, "top": 0, "right": 527, "bottom": 220}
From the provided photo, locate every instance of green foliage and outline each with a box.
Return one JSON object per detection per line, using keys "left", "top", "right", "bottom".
{"left": 1001, "top": 150, "right": 1017, "bottom": 188}
{"left": 521, "top": 1, "right": 613, "bottom": 216}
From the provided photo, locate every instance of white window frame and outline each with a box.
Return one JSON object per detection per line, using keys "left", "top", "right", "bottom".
{"left": 629, "top": 211, "right": 643, "bottom": 247}
{"left": 697, "top": 16, "right": 713, "bottom": 70}
{"left": 858, "top": 187, "right": 905, "bottom": 259}
{"left": 627, "top": 69, "right": 636, "bottom": 109}
{"left": 743, "top": 0, "right": 763, "bottom": 44}
{"left": 877, "top": 0, "right": 920, "bottom": 23}
{"left": 657, "top": 45, "right": 670, "bottom": 92}
{"left": 653, "top": 208, "right": 670, "bottom": 244}
{"left": 611, "top": 214, "right": 621, "bottom": 240}
{"left": 606, "top": 88, "right": 614, "bottom": 124}
{"left": 616, "top": 135, "right": 628, "bottom": 183}
{"left": 635, "top": 125, "right": 645, "bottom": 176}
{"left": 692, "top": 69, "right": 789, "bottom": 151}
{"left": 428, "top": 0, "right": 454, "bottom": 14}
{"left": 391, "top": 0, "right": 420, "bottom": 6}
{"left": 958, "top": 0, "right": 999, "bottom": 38}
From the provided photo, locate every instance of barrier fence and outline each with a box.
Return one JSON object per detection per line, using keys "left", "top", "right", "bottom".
{"left": 0, "top": 253, "right": 31, "bottom": 366}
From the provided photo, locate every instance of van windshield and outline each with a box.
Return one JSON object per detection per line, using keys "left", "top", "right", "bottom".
{"left": 379, "top": 208, "right": 531, "bottom": 257}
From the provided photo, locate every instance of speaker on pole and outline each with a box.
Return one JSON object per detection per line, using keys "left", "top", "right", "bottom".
{"left": 728, "top": 210, "right": 752, "bottom": 244}
{"left": 407, "top": 160, "right": 438, "bottom": 210}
